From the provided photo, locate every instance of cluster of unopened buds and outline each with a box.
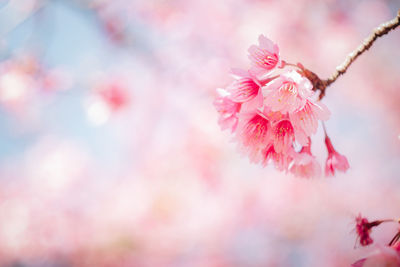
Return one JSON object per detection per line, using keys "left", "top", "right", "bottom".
{"left": 214, "top": 35, "right": 349, "bottom": 178}
{"left": 352, "top": 214, "right": 400, "bottom": 266}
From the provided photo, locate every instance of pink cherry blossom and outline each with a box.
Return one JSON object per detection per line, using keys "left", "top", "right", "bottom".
{"left": 263, "top": 70, "right": 313, "bottom": 113}
{"left": 214, "top": 90, "right": 241, "bottom": 132}
{"left": 293, "top": 127, "right": 309, "bottom": 147}
{"left": 272, "top": 119, "right": 294, "bottom": 153}
{"left": 351, "top": 258, "right": 367, "bottom": 267}
{"left": 248, "top": 35, "right": 280, "bottom": 77}
{"left": 236, "top": 112, "right": 271, "bottom": 162}
{"left": 289, "top": 144, "right": 321, "bottom": 178}
{"left": 263, "top": 108, "right": 287, "bottom": 122}
{"left": 290, "top": 100, "right": 330, "bottom": 136}
{"left": 240, "top": 88, "right": 264, "bottom": 113}
{"left": 215, "top": 35, "right": 334, "bottom": 175}
{"left": 355, "top": 214, "right": 374, "bottom": 246}
{"left": 227, "top": 69, "right": 261, "bottom": 103}
{"left": 261, "top": 144, "right": 293, "bottom": 171}
{"left": 351, "top": 246, "right": 400, "bottom": 267}
{"left": 325, "top": 136, "right": 350, "bottom": 176}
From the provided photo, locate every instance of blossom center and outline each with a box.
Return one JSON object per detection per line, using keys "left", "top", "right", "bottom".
{"left": 244, "top": 115, "right": 269, "bottom": 143}
{"left": 275, "top": 120, "right": 293, "bottom": 138}
{"left": 280, "top": 82, "right": 297, "bottom": 95}
{"left": 253, "top": 50, "right": 278, "bottom": 68}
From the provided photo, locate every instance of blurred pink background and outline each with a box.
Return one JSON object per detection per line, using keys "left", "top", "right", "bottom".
{"left": 0, "top": 0, "right": 399, "bottom": 266}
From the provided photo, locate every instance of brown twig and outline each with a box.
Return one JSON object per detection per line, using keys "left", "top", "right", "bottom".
{"left": 388, "top": 231, "right": 400, "bottom": 247}
{"left": 301, "top": 9, "right": 400, "bottom": 100}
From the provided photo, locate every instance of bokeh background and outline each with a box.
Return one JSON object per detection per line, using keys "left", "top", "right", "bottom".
{"left": 0, "top": 0, "right": 399, "bottom": 266}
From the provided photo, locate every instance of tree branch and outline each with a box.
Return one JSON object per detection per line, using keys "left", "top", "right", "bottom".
{"left": 325, "top": 9, "right": 400, "bottom": 87}
{"left": 301, "top": 9, "right": 400, "bottom": 100}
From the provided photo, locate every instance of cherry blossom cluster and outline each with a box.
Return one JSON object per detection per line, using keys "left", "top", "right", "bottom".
{"left": 352, "top": 214, "right": 400, "bottom": 266}
{"left": 214, "top": 35, "right": 349, "bottom": 178}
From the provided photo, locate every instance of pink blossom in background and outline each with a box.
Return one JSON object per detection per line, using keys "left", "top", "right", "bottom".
{"left": 0, "top": 0, "right": 399, "bottom": 266}
{"left": 97, "top": 82, "right": 129, "bottom": 111}
{"left": 355, "top": 214, "right": 374, "bottom": 246}
{"left": 85, "top": 74, "right": 131, "bottom": 125}
{"left": 352, "top": 246, "right": 400, "bottom": 267}
{"left": 352, "top": 213, "right": 400, "bottom": 265}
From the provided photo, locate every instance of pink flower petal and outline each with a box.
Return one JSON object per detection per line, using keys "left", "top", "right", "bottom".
{"left": 248, "top": 35, "right": 280, "bottom": 77}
